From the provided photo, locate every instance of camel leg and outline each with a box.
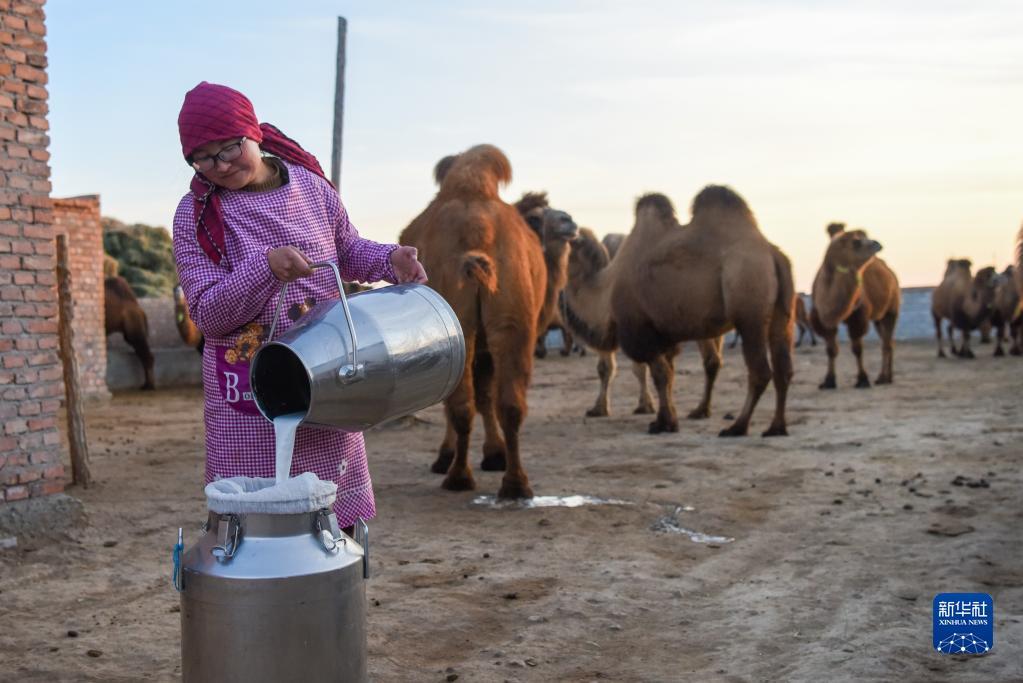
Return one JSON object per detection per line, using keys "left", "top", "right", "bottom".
{"left": 959, "top": 328, "right": 975, "bottom": 359}
{"left": 688, "top": 338, "right": 721, "bottom": 419}
{"left": 809, "top": 326, "right": 817, "bottom": 346}
{"left": 994, "top": 322, "right": 1006, "bottom": 357}
{"left": 432, "top": 422, "right": 456, "bottom": 474}
{"left": 533, "top": 330, "right": 548, "bottom": 359}
{"left": 122, "top": 319, "right": 155, "bottom": 391}
{"left": 874, "top": 312, "right": 896, "bottom": 384}
{"left": 440, "top": 334, "right": 477, "bottom": 491}
{"left": 819, "top": 328, "right": 839, "bottom": 389}
{"left": 795, "top": 324, "right": 804, "bottom": 348}
{"left": 560, "top": 325, "right": 573, "bottom": 357}
{"left": 845, "top": 310, "right": 871, "bottom": 388}
{"left": 647, "top": 352, "right": 678, "bottom": 434}
{"left": 586, "top": 351, "right": 617, "bottom": 417}
{"left": 474, "top": 349, "right": 508, "bottom": 471}
{"left": 934, "top": 313, "right": 946, "bottom": 358}
{"left": 1010, "top": 319, "right": 1022, "bottom": 356}
{"left": 631, "top": 361, "right": 655, "bottom": 414}
{"left": 728, "top": 332, "right": 740, "bottom": 350}
{"left": 491, "top": 331, "right": 535, "bottom": 500}
{"left": 763, "top": 312, "right": 794, "bottom": 437}
{"left": 721, "top": 325, "right": 772, "bottom": 437}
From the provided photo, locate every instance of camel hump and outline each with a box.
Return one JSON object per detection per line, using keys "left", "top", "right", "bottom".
{"left": 440, "top": 144, "right": 513, "bottom": 200}
{"left": 690, "top": 185, "right": 750, "bottom": 217}
{"left": 433, "top": 155, "right": 458, "bottom": 185}
{"left": 635, "top": 193, "right": 676, "bottom": 222}
{"left": 827, "top": 222, "right": 846, "bottom": 238}
{"left": 461, "top": 250, "right": 498, "bottom": 294}
{"left": 514, "top": 191, "right": 549, "bottom": 217}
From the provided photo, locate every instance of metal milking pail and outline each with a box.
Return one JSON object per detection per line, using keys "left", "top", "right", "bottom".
{"left": 249, "top": 261, "right": 465, "bottom": 431}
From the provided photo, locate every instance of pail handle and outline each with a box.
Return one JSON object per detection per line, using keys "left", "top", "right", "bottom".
{"left": 267, "top": 261, "right": 363, "bottom": 384}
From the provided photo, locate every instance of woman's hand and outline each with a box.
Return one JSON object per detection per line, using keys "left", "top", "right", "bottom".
{"left": 390, "top": 246, "right": 428, "bottom": 284}
{"left": 267, "top": 246, "right": 313, "bottom": 282}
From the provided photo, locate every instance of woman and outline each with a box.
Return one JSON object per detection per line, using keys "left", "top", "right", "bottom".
{"left": 173, "top": 81, "right": 426, "bottom": 528}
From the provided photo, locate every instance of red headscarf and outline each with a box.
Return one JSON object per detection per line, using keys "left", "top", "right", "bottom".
{"left": 178, "top": 81, "right": 331, "bottom": 264}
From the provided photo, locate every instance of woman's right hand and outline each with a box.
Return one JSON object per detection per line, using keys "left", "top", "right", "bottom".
{"left": 267, "top": 246, "right": 313, "bottom": 282}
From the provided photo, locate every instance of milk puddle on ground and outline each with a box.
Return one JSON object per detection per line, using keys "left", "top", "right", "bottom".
{"left": 651, "top": 505, "right": 734, "bottom": 544}
{"left": 472, "top": 494, "right": 631, "bottom": 509}
{"left": 273, "top": 413, "right": 305, "bottom": 483}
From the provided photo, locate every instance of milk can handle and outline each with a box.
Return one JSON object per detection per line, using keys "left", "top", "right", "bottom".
{"left": 267, "top": 261, "right": 363, "bottom": 384}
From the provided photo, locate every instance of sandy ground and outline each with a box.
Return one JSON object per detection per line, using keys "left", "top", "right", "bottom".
{"left": 1, "top": 340, "right": 1021, "bottom": 682}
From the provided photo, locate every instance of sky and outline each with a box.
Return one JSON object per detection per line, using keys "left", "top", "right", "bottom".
{"left": 47, "top": 0, "right": 1023, "bottom": 290}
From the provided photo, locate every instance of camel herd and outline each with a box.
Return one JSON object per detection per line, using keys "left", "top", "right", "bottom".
{"left": 151, "top": 143, "right": 1023, "bottom": 499}
{"left": 394, "top": 144, "right": 1023, "bottom": 498}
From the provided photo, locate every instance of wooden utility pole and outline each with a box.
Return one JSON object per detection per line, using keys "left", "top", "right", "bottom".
{"left": 55, "top": 234, "right": 92, "bottom": 488}
{"left": 331, "top": 16, "right": 347, "bottom": 189}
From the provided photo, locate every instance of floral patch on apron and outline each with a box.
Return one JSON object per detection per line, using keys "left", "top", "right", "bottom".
{"left": 215, "top": 323, "right": 265, "bottom": 416}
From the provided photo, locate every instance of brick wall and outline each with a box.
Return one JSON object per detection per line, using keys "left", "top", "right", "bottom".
{"left": 0, "top": 0, "right": 65, "bottom": 503}
{"left": 53, "top": 195, "right": 109, "bottom": 399}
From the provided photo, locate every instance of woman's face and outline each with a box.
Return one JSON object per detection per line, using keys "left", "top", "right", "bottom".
{"left": 190, "top": 137, "right": 264, "bottom": 190}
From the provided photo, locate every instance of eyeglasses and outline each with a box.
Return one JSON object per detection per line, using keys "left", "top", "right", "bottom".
{"left": 190, "top": 137, "right": 247, "bottom": 172}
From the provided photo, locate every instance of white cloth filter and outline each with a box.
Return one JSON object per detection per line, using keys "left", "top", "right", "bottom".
{"left": 205, "top": 472, "right": 338, "bottom": 515}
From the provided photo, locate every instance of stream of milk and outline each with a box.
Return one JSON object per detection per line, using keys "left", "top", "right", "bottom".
{"left": 273, "top": 413, "right": 305, "bottom": 483}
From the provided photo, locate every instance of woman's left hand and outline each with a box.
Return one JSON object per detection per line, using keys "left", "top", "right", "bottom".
{"left": 390, "top": 246, "right": 428, "bottom": 284}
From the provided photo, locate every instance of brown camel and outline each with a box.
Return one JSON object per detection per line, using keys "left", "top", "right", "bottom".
{"left": 991, "top": 266, "right": 1021, "bottom": 356}
{"left": 1016, "top": 223, "right": 1023, "bottom": 315}
{"left": 810, "top": 225, "right": 900, "bottom": 388}
{"left": 105, "top": 276, "right": 155, "bottom": 390}
{"left": 564, "top": 187, "right": 795, "bottom": 436}
{"left": 931, "top": 259, "right": 973, "bottom": 357}
{"left": 399, "top": 144, "right": 545, "bottom": 498}
{"left": 172, "top": 285, "right": 204, "bottom": 355}
{"left": 513, "top": 192, "right": 580, "bottom": 358}
{"left": 565, "top": 227, "right": 723, "bottom": 419}
{"left": 933, "top": 260, "right": 998, "bottom": 359}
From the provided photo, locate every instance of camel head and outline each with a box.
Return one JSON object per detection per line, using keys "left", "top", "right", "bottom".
{"left": 568, "top": 227, "right": 611, "bottom": 283}
{"left": 537, "top": 209, "right": 578, "bottom": 245}
{"left": 824, "top": 229, "right": 882, "bottom": 274}
{"left": 972, "top": 266, "right": 998, "bottom": 293}
{"left": 826, "top": 222, "right": 846, "bottom": 238}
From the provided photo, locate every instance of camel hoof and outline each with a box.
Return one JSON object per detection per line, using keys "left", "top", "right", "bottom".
{"left": 534, "top": 346, "right": 547, "bottom": 359}
{"left": 994, "top": 348, "right": 1005, "bottom": 357}
{"left": 141, "top": 383, "right": 155, "bottom": 391}
{"left": 648, "top": 418, "right": 679, "bottom": 434}
{"left": 480, "top": 449, "right": 507, "bottom": 472}
{"left": 577, "top": 347, "right": 587, "bottom": 357}
{"left": 960, "top": 350, "right": 976, "bottom": 360}
{"left": 762, "top": 424, "right": 788, "bottom": 437}
{"left": 686, "top": 408, "right": 710, "bottom": 420}
{"left": 937, "top": 350, "right": 946, "bottom": 358}
{"left": 431, "top": 449, "right": 454, "bottom": 475}
{"left": 1011, "top": 348, "right": 1022, "bottom": 357}
{"left": 718, "top": 424, "right": 748, "bottom": 438}
{"left": 818, "top": 375, "right": 837, "bottom": 390}
{"left": 559, "top": 348, "right": 571, "bottom": 357}
{"left": 441, "top": 471, "right": 476, "bottom": 492}
{"left": 874, "top": 376, "right": 892, "bottom": 385}
{"left": 633, "top": 404, "right": 655, "bottom": 415}
{"left": 585, "top": 407, "right": 609, "bottom": 418}
{"left": 855, "top": 374, "right": 871, "bottom": 389}
{"left": 497, "top": 478, "right": 533, "bottom": 500}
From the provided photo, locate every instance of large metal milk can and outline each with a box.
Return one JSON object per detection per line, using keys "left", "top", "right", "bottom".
{"left": 250, "top": 261, "right": 465, "bottom": 431}
{"left": 176, "top": 496, "right": 369, "bottom": 682}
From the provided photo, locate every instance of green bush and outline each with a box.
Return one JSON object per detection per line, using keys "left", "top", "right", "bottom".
{"left": 102, "top": 218, "right": 177, "bottom": 298}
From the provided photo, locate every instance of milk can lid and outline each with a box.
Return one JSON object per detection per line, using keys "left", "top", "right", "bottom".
{"left": 205, "top": 473, "right": 338, "bottom": 515}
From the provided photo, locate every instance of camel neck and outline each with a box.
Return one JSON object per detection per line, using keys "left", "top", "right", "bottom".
{"left": 816, "top": 265, "right": 864, "bottom": 329}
